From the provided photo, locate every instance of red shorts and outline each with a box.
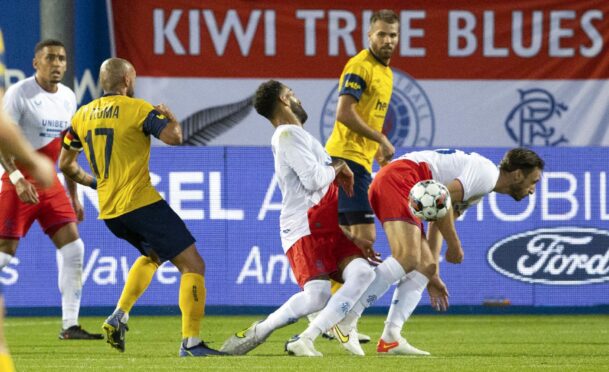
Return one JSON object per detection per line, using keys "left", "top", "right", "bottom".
{"left": 0, "top": 179, "right": 77, "bottom": 239}
{"left": 286, "top": 184, "right": 363, "bottom": 288}
{"left": 368, "top": 159, "right": 432, "bottom": 232}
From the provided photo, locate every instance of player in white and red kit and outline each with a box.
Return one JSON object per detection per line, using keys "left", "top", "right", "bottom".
{"left": 336, "top": 148, "right": 544, "bottom": 355}
{"left": 221, "top": 80, "right": 377, "bottom": 357}
{"left": 0, "top": 39, "right": 102, "bottom": 340}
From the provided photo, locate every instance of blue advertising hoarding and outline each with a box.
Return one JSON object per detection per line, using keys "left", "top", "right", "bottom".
{"left": 1, "top": 146, "right": 608, "bottom": 310}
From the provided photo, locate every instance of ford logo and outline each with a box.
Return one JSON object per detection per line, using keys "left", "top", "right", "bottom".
{"left": 487, "top": 227, "right": 609, "bottom": 285}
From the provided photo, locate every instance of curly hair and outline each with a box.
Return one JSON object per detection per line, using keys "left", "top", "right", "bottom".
{"left": 254, "top": 80, "right": 284, "bottom": 120}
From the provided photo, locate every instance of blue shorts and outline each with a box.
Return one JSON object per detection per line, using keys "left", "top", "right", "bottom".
{"left": 104, "top": 200, "right": 196, "bottom": 262}
{"left": 332, "top": 157, "right": 375, "bottom": 225}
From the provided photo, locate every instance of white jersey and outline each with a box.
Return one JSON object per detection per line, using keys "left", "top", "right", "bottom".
{"left": 3, "top": 76, "right": 76, "bottom": 152}
{"left": 399, "top": 149, "right": 500, "bottom": 213}
{"left": 272, "top": 125, "right": 335, "bottom": 252}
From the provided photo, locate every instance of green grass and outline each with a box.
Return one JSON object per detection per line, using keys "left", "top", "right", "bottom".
{"left": 6, "top": 314, "right": 609, "bottom": 371}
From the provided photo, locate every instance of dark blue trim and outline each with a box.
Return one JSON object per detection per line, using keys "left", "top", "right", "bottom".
{"left": 142, "top": 109, "right": 169, "bottom": 138}
{"left": 339, "top": 73, "right": 367, "bottom": 101}
{"left": 6, "top": 305, "right": 609, "bottom": 317}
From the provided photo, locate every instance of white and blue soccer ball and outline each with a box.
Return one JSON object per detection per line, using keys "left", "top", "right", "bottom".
{"left": 408, "top": 180, "right": 452, "bottom": 221}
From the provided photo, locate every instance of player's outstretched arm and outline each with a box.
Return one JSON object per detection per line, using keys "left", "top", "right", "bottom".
{"left": 59, "top": 147, "right": 96, "bottom": 189}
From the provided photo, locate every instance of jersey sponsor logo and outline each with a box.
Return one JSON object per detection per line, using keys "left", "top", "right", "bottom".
{"left": 320, "top": 69, "right": 435, "bottom": 147}
{"left": 344, "top": 81, "right": 362, "bottom": 91}
{"left": 487, "top": 227, "right": 609, "bottom": 285}
{"left": 505, "top": 88, "right": 569, "bottom": 147}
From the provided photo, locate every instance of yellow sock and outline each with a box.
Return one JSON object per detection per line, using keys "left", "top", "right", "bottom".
{"left": 179, "top": 273, "right": 206, "bottom": 339}
{"left": 330, "top": 279, "right": 343, "bottom": 294}
{"left": 117, "top": 256, "right": 159, "bottom": 313}
{"left": 0, "top": 353, "right": 15, "bottom": 372}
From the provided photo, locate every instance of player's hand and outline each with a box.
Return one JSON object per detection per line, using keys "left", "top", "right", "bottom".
{"left": 351, "top": 236, "right": 382, "bottom": 265}
{"left": 379, "top": 135, "right": 395, "bottom": 164}
{"left": 335, "top": 165, "right": 354, "bottom": 197}
{"left": 427, "top": 275, "right": 449, "bottom": 311}
{"left": 374, "top": 146, "right": 389, "bottom": 168}
{"left": 154, "top": 104, "right": 178, "bottom": 122}
{"left": 24, "top": 153, "right": 55, "bottom": 188}
{"left": 445, "top": 242, "right": 464, "bottom": 264}
{"left": 15, "top": 178, "right": 39, "bottom": 204}
{"left": 72, "top": 197, "right": 85, "bottom": 222}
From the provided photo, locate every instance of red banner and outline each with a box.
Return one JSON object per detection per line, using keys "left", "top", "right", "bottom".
{"left": 109, "top": 0, "right": 609, "bottom": 79}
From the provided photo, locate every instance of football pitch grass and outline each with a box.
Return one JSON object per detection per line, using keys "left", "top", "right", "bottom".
{"left": 6, "top": 314, "right": 608, "bottom": 371}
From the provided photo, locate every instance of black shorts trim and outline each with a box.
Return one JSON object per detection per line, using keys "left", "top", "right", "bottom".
{"left": 338, "top": 211, "right": 376, "bottom": 226}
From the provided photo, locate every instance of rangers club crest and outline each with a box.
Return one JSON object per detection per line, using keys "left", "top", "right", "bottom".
{"left": 320, "top": 68, "right": 434, "bottom": 147}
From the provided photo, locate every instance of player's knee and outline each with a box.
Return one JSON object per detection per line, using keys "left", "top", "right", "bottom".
{"left": 0, "top": 240, "right": 18, "bottom": 257}
{"left": 418, "top": 262, "right": 437, "bottom": 279}
{"left": 303, "top": 280, "right": 331, "bottom": 312}
{"left": 171, "top": 245, "right": 205, "bottom": 275}
{"left": 344, "top": 258, "right": 375, "bottom": 288}
{"left": 393, "top": 251, "right": 419, "bottom": 273}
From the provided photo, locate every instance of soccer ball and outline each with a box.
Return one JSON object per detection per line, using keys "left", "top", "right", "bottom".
{"left": 408, "top": 180, "right": 452, "bottom": 221}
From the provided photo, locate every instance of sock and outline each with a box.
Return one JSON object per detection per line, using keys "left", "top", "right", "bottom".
{"left": 307, "top": 279, "right": 348, "bottom": 325}
{"left": 179, "top": 273, "right": 206, "bottom": 347}
{"left": 56, "top": 239, "right": 84, "bottom": 329}
{"left": 116, "top": 256, "right": 159, "bottom": 315}
{"left": 256, "top": 280, "right": 331, "bottom": 338}
{"left": 336, "top": 257, "right": 406, "bottom": 332}
{"left": 0, "top": 353, "right": 15, "bottom": 372}
{"left": 0, "top": 252, "right": 13, "bottom": 269}
{"left": 302, "top": 258, "right": 374, "bottom": 340}
{"left": 381, "top": 270, "right": 429, "bottom": 342}
{"left": 354, "top": 257, "right": 406, "bottom": 315}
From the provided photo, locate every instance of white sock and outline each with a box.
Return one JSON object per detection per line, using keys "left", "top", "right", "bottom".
{"left": 112, "top": 308, "right": 129, "bottom": 323}
{"left": 256, "top": 280, "right": 331, "bottom": 338}
{"left": 381, "top": 270, "right": 429, "bottom": 342}
{"left": 184, "top": 336, "right": 202, "bottom": 348}
{"left": 0, "top": 252, "right": 14, "bottom": 269}
{"left": 354, "top": 257, "right": 406, "bottom": 315}
{"left": 302, "top": 258, "right": 375, "bottom": 340}
{"left": 307, "top": 311, "right": 320, "bottom": 323}
{"left": 56, "top": 239, "right": 84, "bottom": 329}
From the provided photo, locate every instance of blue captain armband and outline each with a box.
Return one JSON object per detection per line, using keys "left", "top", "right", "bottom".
{"left": 339, "top": 73, "right": 367, "bottom": 101}
{"left": 143, "top": 109, "right": 170, "bottom": 138}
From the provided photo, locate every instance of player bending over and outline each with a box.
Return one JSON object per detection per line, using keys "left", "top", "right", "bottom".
{"left": 336, "top": 148, "right": 544, "bottom": 355}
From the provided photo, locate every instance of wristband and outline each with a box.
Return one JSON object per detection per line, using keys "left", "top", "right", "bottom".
{"left": 90, "top": 177, "right": 97, "bottom": 190}
{"left": 8, "top": 170, "right": 24, "bottom": 185}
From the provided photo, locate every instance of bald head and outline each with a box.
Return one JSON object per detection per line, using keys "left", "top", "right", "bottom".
{"left": 100, "top": 58, "right": 135, "bottom": 96}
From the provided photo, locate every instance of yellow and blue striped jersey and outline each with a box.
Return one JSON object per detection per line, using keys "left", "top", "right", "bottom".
{"left": 0, "top": 28, "right": 5, "bottom": 91}
{"left": 325, "top": 49, "right": 393, "bottom": 173}
{"left": 64, "top": 94, "right": 169, "bottom": 219}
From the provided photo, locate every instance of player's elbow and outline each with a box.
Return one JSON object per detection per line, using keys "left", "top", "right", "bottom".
{"left": 160, "top": 125, "right": 183, "bottom": 145}
{"left": 59, "top": 156, "right": 75, "bottom": 175}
